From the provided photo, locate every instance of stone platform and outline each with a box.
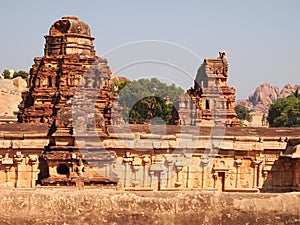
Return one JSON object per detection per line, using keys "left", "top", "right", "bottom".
{"left": 0, "top": 189, "right": 299, "bottom": 224}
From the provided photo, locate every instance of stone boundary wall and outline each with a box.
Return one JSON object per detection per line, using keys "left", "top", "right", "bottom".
{"left": 0, "top": 189, "right": 299, "bottom": 224}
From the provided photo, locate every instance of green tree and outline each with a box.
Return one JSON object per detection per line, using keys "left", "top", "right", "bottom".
{"left": 234, "top": 104, "right": 250, "bottom": 121}
{"left": 111, "top": 78, "right": 131, "bottom": 94}
{"left": 2, "top": 69, "right": 11, "bottom": 79}
{"left": 118, "top": 78, "right": 184, "bottom": 124}
{"left": 129, "top": 96, "right": 174, "bottom": 124}
{"left": 13, "top": 70, "right": 29, "bottom": 83}
{"left": 267, "top": 94, "right": 300, "bottom": 127}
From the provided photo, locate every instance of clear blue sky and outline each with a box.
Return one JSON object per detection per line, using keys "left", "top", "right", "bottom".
{"left": 0, "top": 0, "right": 299, "bottom": 99}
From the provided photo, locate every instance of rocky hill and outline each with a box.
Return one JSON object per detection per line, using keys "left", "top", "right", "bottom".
{"left": 0, "top": 77, "right": 27, "bottom": 116}
{"left": 237, "top": 83, "right": 300, "bottom": 113}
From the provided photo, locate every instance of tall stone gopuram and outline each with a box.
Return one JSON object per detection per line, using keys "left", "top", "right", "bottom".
{"left": 18, "top": 16, "right": 116, "bottom": 128}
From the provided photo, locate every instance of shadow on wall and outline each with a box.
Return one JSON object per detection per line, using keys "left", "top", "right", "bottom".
{"left": 261, "top": 139, "right": 300, "bottom": 192}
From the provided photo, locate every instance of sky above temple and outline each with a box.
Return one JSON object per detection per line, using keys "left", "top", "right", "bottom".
{"left": 0, "top": 0, "right": 299, "bottom": 99}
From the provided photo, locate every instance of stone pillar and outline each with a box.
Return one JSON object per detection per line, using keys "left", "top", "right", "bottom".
{"left": 14, "top": 151, "right": 24, "bottom": 188}
{"left": 29, "top": 155, "right": 38, "bottom": 188}
{"left": 132, "top": 157, "right": 142, "bottom": 187}
{"left": 165, "top": 158, "right": 173, "bottom": 188}
{"left": 132, "top": 165, "right": 140, "bottom": 187}
{"left": 2, "top": 154, "right": 13, "bottom": 186}
{"left": 235, "top": 159, "right": 242, "bottom": 189}
{"left": 160, "top": 172, "right": 166, "bottom": 189}
{"left": 149, "top": 171, "right": 154, "bottom": 188}
{"left": 201, "top": 158, "right": 209, "bottom": 189}
{"left": 213, "top": 172, "right": 218, "bottom": 189}
{"left": 257, "top": 163, "right": 263, "bottom": 188}
{"left": 186, "top": 166, "right": 190, "bottom": 188}
{"left": 5, "top": 166, "right": 11, "bottom": 183}
{"left": 252, "top": 160, "right": 260, "bottom": 188}
{"left": 123, "top": 156, "right": 133, "bottom": 188}
{"left": 143, "top": 156, "right": 151, "bottom": 187}
{"left": 175, "top": 161, "right": 184, "bottom": 188}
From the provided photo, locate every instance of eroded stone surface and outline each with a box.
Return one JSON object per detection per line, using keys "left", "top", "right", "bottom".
{"left": 176, "top": 52, "right": 237, "bottom": 126}
{"left": 0, "top": 190, "right": 298, "bottom": 225}
{"left": 18, "top": 16, "right": 117, "bottom": 127}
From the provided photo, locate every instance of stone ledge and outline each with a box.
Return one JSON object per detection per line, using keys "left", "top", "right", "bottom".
{"left": 0, "top": 190, "right": 298, "bottom": 225}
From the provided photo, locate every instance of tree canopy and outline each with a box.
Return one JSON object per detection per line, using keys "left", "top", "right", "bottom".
{"left": 115, "top": 77, "right": 184, "bottom": 124}
{"left": 1, "top": 69, "right": 29, "bottom": 83}
{"left": 2, "top": 69, "right": 11, "bottom": 79}
{"left": 234, "top": 104, "right": 250, "bottom": 121}
{"left": 267, "top": 90, "right": 300, "bottom": 127}
{"left": 13, "top": 70, "right": 29, "bottom": 83}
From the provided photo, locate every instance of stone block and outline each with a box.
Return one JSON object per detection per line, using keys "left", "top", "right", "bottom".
{"left": 0, "top": 140, "right": 11, "bottom": 149}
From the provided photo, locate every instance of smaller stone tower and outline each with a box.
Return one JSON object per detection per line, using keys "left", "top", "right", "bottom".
{"left": 185, "top": 52, "right": 237, "bottom": 126}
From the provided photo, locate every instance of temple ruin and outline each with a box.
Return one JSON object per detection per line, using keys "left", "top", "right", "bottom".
{"left": 0, "top": 16, "right": 298, "bottom": 192}
{"left": 18, "top": 16, "right": 117, "bottom": 127}
{"left": 175, "top": 52, "right": 237, "bottom": 126}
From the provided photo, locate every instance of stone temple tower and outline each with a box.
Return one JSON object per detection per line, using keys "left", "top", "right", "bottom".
{"left": 185, "top": 52, "right": 238, "bottom": 126}
{"left": 18, "top": 16, "right": 117, "bottom": 129}
{"left": 17, "top": 16, "right": 120, "bottom": 186}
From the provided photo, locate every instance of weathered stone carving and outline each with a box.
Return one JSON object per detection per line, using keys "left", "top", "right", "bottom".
{"left": 18, "top": 16, "right": 117, "bottom": 129}
{"left": 176, "top": 52, "right": 238, "bottom": 126}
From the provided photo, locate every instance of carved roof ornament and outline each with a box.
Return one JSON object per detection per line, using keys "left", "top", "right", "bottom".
{"left": 219, "top": 51, "right": 229, "bottom": 77}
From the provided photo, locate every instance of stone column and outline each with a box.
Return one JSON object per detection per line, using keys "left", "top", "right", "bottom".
{"left": 213, "top": 172, "right": 218, "bottom": 189}
{"left": 186, "top": 166, "right": 190, "bottom": 188}
{"left": 143, "top": 156, "right": 151, "bottom": 187}
{"left": 14, "top": 152, "right": 24, "bottom": 188}
{"left": 175, "top": 162, "right": 184, "bottom": 188}
{"left": 175, "top": 168, "right": 183, "bottom": 188}
{"left": 235, "top": 159, "right": 242, "bottom": 189}
{"left": 252, "top": 160, "right": 260, "bottom": 188}
{"left": 201, "top": 158, "right": 209, "bottom": 189}
{"left": 132, "top": 165, "right": 140, "bottom": 187}
{"left": 165, "top": 158, "right": 173, "bottom": 188}
{"left": 5, "top": 166, "right": 11, "bottom": 183}
{"left": 132, "top": 157, "right": 142, "bottom": 187}
{"left": 149, "top": 171, "right": 155, "bottom": 188}
{"left": 29, "top": 155, "right": 38, "bottom": 188}
{"left": 160, "top": 172, "right": 165, "bottom": 189}
{"left": 123, "top": 157, "right": 133, "bottom": 188}
{"left": 257, "top": 162, "right": 263, "bottom": 188}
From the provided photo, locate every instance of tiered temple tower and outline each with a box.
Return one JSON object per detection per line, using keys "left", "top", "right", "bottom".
{"left": 17, "top": 16, "right": 119, "bottom": 186}
{"left": 182, "top": 52, "right": 237, "bottom": 126}
{"left": 18, "top": 16, "right": 117, "bottom": 128}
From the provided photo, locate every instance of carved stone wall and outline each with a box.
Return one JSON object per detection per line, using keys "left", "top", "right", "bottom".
{"left": 0, "top": 124, "right": 299, "bottom": 191}
{"left": 0, "top": 124, "right": 48, "bottom": 188}
{"left": 39, "top": 125, "right": 300, "bottom": 192}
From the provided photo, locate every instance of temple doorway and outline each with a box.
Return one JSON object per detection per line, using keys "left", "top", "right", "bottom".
{"left": 216, "top": 172, "right": 225, "bottom": 192}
